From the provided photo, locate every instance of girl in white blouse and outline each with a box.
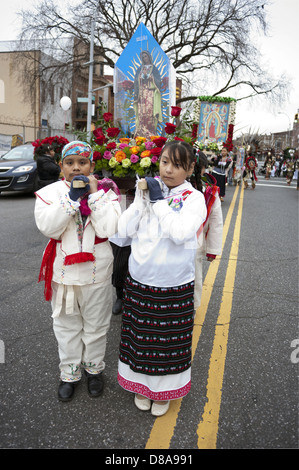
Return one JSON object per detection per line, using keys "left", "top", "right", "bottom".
{"left": 117, "top": 141, "right": 207, "bottom": 416}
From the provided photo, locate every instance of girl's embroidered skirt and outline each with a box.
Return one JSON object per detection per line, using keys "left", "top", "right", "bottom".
{"left": 118, "top": 274, "right": 194, "bottom": 401}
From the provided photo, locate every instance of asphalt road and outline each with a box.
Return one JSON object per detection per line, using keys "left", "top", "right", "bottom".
{"left": 0, "top": 175, "right": 298, "bottom": 452}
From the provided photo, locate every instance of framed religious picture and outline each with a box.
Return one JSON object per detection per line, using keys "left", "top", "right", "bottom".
{"left": 114, "top": 23, "right": 176, "bottom": 138}
{"left": 193, "top": 96, "right": 236, "bottom": 151}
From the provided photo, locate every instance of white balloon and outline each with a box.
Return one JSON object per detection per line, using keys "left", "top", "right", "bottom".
{"left": 60, "top": 96, "right": 72, "bottom": 111}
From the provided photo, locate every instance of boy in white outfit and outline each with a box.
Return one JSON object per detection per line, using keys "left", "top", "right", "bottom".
{"left": 34, "top": 141, "right": 121, "bottom": 401}
{"left": 194, "top": 153, "right": 223, "bottom": 310}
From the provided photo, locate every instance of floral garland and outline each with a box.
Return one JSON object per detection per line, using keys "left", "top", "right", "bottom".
{"left": 32, "top": 135, "right": 69, "bottom": 160}
{"left": 193, "top": 96, "right": 236, "bottom": 152}
{"left": 86, "top": 106, "right": 195, "bottom": 178}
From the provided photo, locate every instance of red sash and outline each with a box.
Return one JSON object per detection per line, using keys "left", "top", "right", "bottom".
{"left": 38, "top": 236, "right": 107, "bottom": 301}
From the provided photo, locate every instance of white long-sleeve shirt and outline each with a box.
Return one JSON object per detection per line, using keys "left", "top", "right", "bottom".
{"left": 117, "top": 179, "right": 207, "bottom": 288}
{"left": 200, "top": 192, "right": 223, "bottom": 256}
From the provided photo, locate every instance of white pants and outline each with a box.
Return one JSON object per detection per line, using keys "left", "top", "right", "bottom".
{"left": 51, "top": 280, "right": 113, "bottom": 382}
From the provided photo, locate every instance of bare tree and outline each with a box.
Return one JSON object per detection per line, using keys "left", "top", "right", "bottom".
{"left": 16, "top": 0, "right": 288, "bottom": 105}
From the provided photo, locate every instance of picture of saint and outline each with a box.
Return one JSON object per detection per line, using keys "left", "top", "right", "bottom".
{"left": 206, "top": 112, "right": 220, "bottom": 141}
{"left": 133, "top": 51, "right": 162, "bottom": 138}
{"left": 208, "top": 116, "right": 217, "bottom": 139}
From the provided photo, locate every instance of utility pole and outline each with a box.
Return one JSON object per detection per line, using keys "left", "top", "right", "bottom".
{"left": 86, "top": 17, "right": 96, "bottom": 139}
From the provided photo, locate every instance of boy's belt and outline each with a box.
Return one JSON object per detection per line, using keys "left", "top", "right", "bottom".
{"left": 38, "top": 237, "right": 108, "bottom": 301}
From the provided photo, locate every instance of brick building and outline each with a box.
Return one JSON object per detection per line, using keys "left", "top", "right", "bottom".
{"left": 0, "top": 39, "right": 113, "bottom": 150}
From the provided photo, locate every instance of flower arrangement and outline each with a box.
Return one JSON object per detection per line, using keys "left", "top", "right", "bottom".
{"left": 89, "top": 105, "right": 195, "bottom": 178}
{"left": 32, "top": 135, "right": 69, "bottom": 160}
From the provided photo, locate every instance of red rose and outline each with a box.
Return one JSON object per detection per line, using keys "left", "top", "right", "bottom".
{"left": 93, "top": 127, "right": 104, "bottom": 138}
{"left": 171, "top": 106, "right": 182, "bottom": 117}
{"left": 152, "top": 136, "right": 167, "bottom": 148}
{"left": 95, "top": 135, "right": 107, "bottom": 145}
{"left": 107, "top": 127, "right": 120, "bottom": 138}
{"left": 93, "top": 127, "right": 107, "bottom": 145}
{"left": 165, "top": 122, "right": 176, "bottom": 134}
{"left": 103, "top": 112, "right": 113, "bottom": 122}
{"left": 174, "top": 137, "right": 184, "bottom": 142}
{"left": 106, "top": 142, "right": 116, "bottom": 150}
{"left": 93, "top": 151, "right": 103, "bottom": 161}
{"left": 150, "top": 147, "right": 162, "bottom": 156}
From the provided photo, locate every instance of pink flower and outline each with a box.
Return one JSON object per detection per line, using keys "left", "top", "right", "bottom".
{"left": 119, "top": 143, "right": 129, "bottom": 149}
{"left": 103, "top": 151, "right": 112, "bottom": 159}
{"left": 130, "top": 154, "right": 139, "bottom": 163}
{"left": 145, "top": 141, "right": 154, "bottom": 150}
{"left": 151, "top": 155, "right": 159, "bottom": 164}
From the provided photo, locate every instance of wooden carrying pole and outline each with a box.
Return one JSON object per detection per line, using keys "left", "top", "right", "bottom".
{"left": 72, "top": 178, "right": 150, "bottom": 189}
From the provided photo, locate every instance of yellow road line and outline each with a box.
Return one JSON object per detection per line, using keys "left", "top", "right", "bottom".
{"left": 197, "top": 185, "right": 244, "bottom": 449}
{"left": 145, "top": 185, "right": 240, "bottom": 449}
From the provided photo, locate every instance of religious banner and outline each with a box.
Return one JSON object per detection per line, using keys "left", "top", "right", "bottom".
{"left": 114, "top": 23, "right": 176, "bottom": 138}
{"left": 193, "top": 96, "right": 236, "bottom": 151}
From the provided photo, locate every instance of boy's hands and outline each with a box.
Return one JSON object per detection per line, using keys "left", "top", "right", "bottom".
{"left": 69, "top": 175, "right": 90, "bottom": 201}
{"left": 87, "top": 175, "right": 99, "bottom": 194}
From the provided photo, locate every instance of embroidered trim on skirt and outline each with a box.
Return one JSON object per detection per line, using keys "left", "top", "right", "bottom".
{"left": 119, "top": 274, "right": 194, "bottom": 376}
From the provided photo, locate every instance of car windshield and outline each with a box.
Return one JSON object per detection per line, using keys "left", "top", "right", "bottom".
{"left": 2, "top": 146, "right": 34, "bottom": 161}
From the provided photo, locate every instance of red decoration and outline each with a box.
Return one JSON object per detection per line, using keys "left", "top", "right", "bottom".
{"left": 171, "top": 106, "right": 182, "bottom": 117}
{"left": 165, "top": 122, "right": 176, "bottom": 134}
{"left": 222, "top": 123, "right": 234, "bottom": 151}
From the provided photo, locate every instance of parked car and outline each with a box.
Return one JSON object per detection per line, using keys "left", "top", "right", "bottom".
{"left": 0, "top": 144, "right": 38, "bottom": 194}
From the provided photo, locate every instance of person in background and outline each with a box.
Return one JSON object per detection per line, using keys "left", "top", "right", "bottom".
{"left": 211, "top": 147, "right": 232, "bottom": 201}
{"left": 193, "top": 152, "right": 223, "bottom": 311}
{"left": 35, "top": 143, "right": 61, "bottom": 189}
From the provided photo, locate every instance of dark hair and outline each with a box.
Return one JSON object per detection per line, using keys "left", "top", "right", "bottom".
{"left": 35, "top": 143, "right": 54, "bottom": 156}
{"left": 197, "top": 151, "right": 209, "bottom": 169}
{"left": 160, "top": 141, "right": 205, "bottom": 192}
{"left": 161, "top": 141, "right": 194, "bottom": 170}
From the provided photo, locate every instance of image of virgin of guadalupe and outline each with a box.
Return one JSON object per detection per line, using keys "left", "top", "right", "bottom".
{"left": 133, "top": 51, "right": 162, "bottom": 138}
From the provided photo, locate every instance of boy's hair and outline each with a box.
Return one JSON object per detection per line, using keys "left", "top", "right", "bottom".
{"left": 161, "top": 141, "right": 195, "bottom": 171}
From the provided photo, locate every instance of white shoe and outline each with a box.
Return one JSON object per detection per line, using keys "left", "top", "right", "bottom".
{"left": 134, "top": 394, "right": 151, "bottom": 411}
{"left": 151, "top": 400, "right": 170, "bottom": 416}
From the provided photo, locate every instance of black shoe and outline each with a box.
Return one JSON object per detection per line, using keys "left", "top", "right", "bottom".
{"left": 58, "top": 381, "right": 77, "bottom": 402}
{"left": 112, "top": 298, "right": 122, "bottom": 315}
{"left": 85, "top": 371, "right": 104, "bottom": 397}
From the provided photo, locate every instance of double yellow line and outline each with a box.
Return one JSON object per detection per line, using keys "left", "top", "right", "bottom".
{"left": 145, "top": 184, "right": 244, "bottom": 449}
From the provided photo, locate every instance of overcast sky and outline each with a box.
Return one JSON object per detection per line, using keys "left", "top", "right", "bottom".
{"left": 0, "top": 0, "right": 298, "bottom": 138}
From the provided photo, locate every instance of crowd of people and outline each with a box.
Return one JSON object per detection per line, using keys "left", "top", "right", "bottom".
{"left": 262, "top": 154, "right": 299, "bottom": 185}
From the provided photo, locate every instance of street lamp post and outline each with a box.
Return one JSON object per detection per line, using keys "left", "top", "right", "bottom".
{"left": 86, "top": 18, "right": 96, "bottom": 139}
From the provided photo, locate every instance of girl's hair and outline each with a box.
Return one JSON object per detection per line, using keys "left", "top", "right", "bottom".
{"left": 161, "top": 140, "right": 194, "bottom": 171}
{"left": 161, "top": 141, "right": 205, "bottom": 192}
{"left": 35, "top": 143, "right": 53, "bottom": 156}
